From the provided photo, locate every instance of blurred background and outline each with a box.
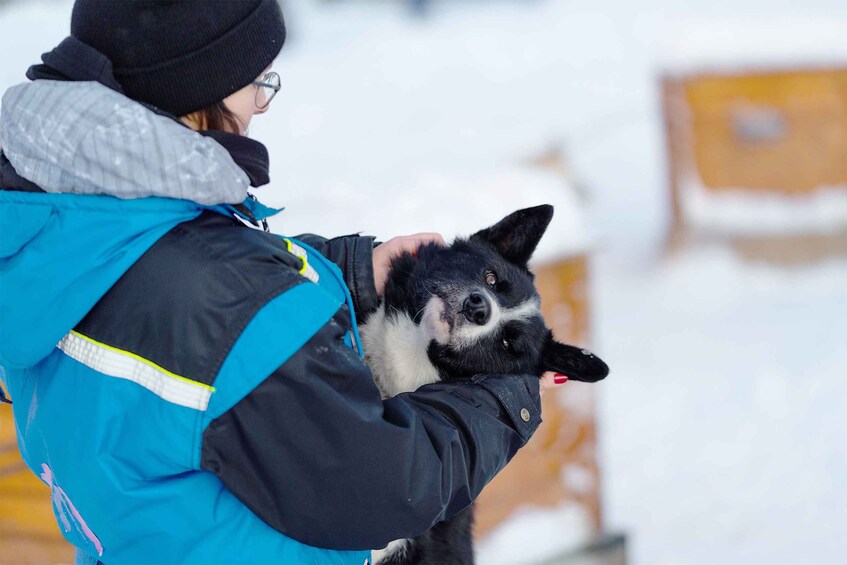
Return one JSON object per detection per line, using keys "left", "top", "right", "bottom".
{"left": 1, "top": 0, "right": 846, "bottom": 564}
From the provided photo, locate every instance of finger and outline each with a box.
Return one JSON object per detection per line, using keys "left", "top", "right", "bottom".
{"left": 539, "top": 372, "right": 556, "bottom": 393}
{"left": 397, "top": 233, "right": 446, "bottom": 256}
{"left": 539, "top": 371, "right": 568, "bottom": 394}
{"left": 417, "top": 232, "right": 447, "bottom": 247}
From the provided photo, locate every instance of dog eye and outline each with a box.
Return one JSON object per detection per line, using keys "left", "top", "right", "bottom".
{"left": 501, "top": 338, "right": 510, "bottom": 350}
{"left": 485, "top": 272, "right": 497, "bottom": 287}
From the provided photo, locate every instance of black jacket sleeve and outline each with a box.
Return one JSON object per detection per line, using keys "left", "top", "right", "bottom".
{"left": 295, "top": 233, "right": 379, "bottom": 319}
{"left": 200, "top": 305, "right": 542, "bottom": 551}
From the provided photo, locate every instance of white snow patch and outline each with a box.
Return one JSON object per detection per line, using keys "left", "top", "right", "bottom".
{"left": 475, "top": 503, "right": 594, "bottom": 565}
{"left": 659, "top": 18, "right": 847, "bottom": 75}
{"left": 681, "top": 173, "right": 847, "bottom": 235}
{"left": 0, "top": 1, "right": 71, "bottom": 105}
{"left": 562, "top": 464, "right": 597, "bottom": 497}
{"left": 596, "top": 247, "right": 847, "bottom": 565}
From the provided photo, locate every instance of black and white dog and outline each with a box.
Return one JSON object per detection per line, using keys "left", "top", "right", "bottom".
{"left": 361, "top": 205, "right": 609, "bottom": 565}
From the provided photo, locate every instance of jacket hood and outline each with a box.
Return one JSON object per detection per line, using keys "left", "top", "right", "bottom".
{"left": 0, "top": 191, "right": 206, "bottom": 370}
{"left": 0, "top": 80, "right": 251, "bottom": 204}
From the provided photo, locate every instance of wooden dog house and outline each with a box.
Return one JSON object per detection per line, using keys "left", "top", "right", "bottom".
{"left": 661, "top": 24, "right": 847, "bottom": 263}
{"left": 475, "top": 253, "right": 603, "bottom": 537}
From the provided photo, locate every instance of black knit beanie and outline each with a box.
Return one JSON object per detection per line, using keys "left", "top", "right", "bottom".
{"left": 70, "top": 0, "right": 286, "bottom": 116}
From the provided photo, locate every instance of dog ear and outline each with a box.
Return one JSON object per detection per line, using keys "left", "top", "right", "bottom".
{"left": 470, "top": 205, "right": 554, "bottom": 267}
{"left": 540, "top": 333, "right": 609, "bottom": 382}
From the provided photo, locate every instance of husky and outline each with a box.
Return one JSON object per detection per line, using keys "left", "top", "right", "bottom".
{"left": 360, "top": 205, "right": 609, "bottom": 565}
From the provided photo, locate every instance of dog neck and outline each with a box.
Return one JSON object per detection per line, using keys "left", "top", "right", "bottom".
{"left": 359, "top": 303, "right": 442, "bottom": 399}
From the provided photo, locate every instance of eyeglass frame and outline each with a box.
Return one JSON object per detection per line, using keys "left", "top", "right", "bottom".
{"left": 252, "top": 71, "right": 281, "bottom": 109}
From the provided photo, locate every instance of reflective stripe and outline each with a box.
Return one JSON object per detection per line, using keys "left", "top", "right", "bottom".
{"left": 57, "top": 330, "right": 214, "bottom": 411}
{"left": 283, "top": 238, "right": 320, "bottom": 284}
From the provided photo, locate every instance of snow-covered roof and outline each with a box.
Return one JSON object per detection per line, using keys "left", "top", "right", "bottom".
{"left": 659, "top": 18, "right": 847, "bottom": 75}
{"left": 680, "top": 175, "right": 847, "bottom": 236}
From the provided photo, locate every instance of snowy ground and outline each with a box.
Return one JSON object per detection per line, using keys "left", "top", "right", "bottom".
{"left": 2, "top": 0, "right": 847, "bottom": 564}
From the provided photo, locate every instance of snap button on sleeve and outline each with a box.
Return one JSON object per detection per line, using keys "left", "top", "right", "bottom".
{"left": 520, "top": 408, "right": 531, "bottom": 422}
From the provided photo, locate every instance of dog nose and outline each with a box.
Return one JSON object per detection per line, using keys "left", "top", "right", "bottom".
{"left": 463, "top": 292, "right": 491, "bottom": 325}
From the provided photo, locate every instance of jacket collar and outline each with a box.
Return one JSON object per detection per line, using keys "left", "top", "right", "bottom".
{"left": 198, "top": 130, "right": 270, "bottom": 188}
{"left": 0, "top": 37, "right": 270, "bottom": 198}
{"left": 0, "top": 131, "right": 270, "bottom": 194}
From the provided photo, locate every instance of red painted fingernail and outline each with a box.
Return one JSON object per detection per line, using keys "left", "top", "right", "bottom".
{"left": 554, "top": 374, "right": 569, "bottom": 384}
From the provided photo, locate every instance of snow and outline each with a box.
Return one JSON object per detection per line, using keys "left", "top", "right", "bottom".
{"left": 658, "top": 18, "right": 847, "bottom": 75}
{"left": 0, "top": 0, "right": 68, "bottom": 93}
{"left": 2, "top": 0, "right": 847, "bottom": 564}
{"left": 272, "top": 165, "right": 592, "bottom": 263}
{"left": 596, "top": 248, "right": 847, "bottom": 565}
{"left": 681, "top": 174, "right": 847, "bottom": 236}
{"left": 476, "top": 503, "right": 594, "bottom": 565}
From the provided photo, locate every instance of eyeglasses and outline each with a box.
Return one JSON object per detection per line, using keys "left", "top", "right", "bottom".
{"left": 252, "top": 71, "right": 281, "bottom": 109}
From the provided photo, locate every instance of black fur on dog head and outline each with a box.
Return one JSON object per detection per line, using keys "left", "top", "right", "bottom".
{"left": 380, "top": 205, "right": 609, "bottom": 383}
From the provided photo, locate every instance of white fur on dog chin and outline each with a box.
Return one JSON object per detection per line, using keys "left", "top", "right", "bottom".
{"left": 360, "top": 298, "right": 446, "bottom": 399}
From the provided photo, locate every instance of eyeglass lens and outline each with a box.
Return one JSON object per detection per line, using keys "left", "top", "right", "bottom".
{"left": 256, "top": 73, "right": 281, "bottom": 109}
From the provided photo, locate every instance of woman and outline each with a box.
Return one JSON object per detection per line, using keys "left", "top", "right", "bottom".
{"left": 0, "top": 1, "right": 556, "bottom": 563}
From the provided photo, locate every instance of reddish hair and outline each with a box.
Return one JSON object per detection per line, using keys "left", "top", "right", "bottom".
{"left": 181, "top": 101, "right": 242, "bottom": 134}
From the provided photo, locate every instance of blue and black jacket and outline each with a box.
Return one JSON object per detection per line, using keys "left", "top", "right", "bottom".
{"left": 0, "top": 40, "right": 542, "bottom": 565}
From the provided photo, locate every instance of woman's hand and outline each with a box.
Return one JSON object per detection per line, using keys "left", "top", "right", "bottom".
{"left": 372, "top": 233, "right": 446, "bottom": 296}
{"left": 539, "top": 371, "right": 569, "bottom": 394}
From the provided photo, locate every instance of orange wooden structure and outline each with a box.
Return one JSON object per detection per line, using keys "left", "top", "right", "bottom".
{"left": 475, "top": 254, "right": 603, "bottom": 539}
{"left": 0, "top": 404, "right": 74, "bottom": 565}
{"left": 662, "top": 67, "right": 847, "bottom": 262}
